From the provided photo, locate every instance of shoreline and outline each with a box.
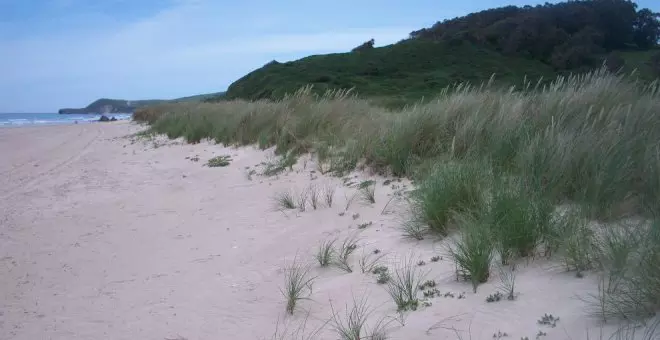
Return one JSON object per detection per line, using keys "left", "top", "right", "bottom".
{"left": 0, "top": 113, "right": 132, "bottom": 128}
{"left": 1, "top": 122, "right": 657, "bottom": 340}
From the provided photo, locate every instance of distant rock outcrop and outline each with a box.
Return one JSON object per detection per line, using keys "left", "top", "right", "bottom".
{"left": 58, "top": 92, "right": 226, "bottom": 114}
{"left": 59, "top": 98, "right": 165, "bottom": 114}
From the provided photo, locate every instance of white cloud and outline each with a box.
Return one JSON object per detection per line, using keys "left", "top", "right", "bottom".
{"left": 0, "top": 0, "right": 413, "bottom": 111}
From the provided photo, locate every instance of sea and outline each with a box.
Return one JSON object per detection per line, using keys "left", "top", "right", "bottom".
{"left": 0, "top": 112, "right": 133, "bottom": 127}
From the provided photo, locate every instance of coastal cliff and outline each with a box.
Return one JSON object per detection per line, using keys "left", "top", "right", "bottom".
{"left": 58, "top": 93, "right": 225, "bottom": 114}
{"left": 58, "top": 98, "right": 164, "bottom": 114}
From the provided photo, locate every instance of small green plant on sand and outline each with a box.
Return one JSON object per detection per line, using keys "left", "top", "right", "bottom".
{"left": 384, "top": 256, "right": 427, "bottom": 311}
{"left": 537, "top": 313, "right": 560, "bottom": 327}
{"left": 262, "top": 152, "right": 298, "bottom": 176}
{"left": 297, "top": 189, "right": 309, "bottom": 212}
{"left": 324, "top": 184, "right": 336, "bottom": 207}
{"left": 273, "top": 191, "right": 296, "bottom": 210}
{"left": 449, "top": 213, "right": 494, "bottom": 293}
{"left": 280, "top": 258, "right": 317, "bottom": 315}
{"left": 359, "top": 181, "right": 376, "bottom": 204}
{"left": 401, "top": 219, "right": 426, "bottom": 240}
{"left": 335, "top": 235, "right": 359, "bottom": 273}
{"left": 206, "top": 155, "right": 232, "bottom": 167}
{"left": 345, "top": 191, "right": 358, "bottom": 211}
{"left": 486, "top": 291, "right": 504, "bottom": 303}
{"left": 497, "top": 264, "right": 517, "bottom": 301}
{"left": 359, "top": 250, "right": 387, "bottom": 273}
{"left": 330, "top": 295, "right": 389, "bottom": 340}
{"left": 308, "top": 184, "right": 321, "bottom": 210}
{"left": 357, "top": 221, "right": 373, "bottom": 229}
{"left": 372, "top": 265, "right": 390, "bottom": 285}
{"left": 315, "top": 238, "right": 337, "bottom": 267}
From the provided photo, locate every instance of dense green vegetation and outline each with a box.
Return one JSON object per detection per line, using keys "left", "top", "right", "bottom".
{"left": 222, "top": 0, "right": 659, "bottom": 103}
{"left": 136, "top": 69, "right": 660, "bottom": 322}
{"left": 224, "top": 40, "right": 556, "bottom": 103}
{"left": 410, "top": 1, "right": 660, "bottom": 69}
{"left": 133, "top": 0, "right": 660, "bottom": 328}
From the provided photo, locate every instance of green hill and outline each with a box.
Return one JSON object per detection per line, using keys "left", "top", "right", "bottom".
{"left": 58, "top": 92, "right": 225, "bottom": 114}
{"left": 222, "top": 0, "right": 659, "bottom": 104}
{"left": 224, "top": 40, "right": 556, "bottom": 103}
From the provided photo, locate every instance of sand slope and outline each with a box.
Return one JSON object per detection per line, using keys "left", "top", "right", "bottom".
{"left": 0, "top": 122, "right": 656, "bottom": 340}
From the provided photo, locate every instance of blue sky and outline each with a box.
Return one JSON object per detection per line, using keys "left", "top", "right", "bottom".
{"left": 1, "top": 0, "right": 658, "bottom": 112}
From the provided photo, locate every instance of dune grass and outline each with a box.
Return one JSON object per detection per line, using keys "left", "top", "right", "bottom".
{"left": 335, "top": 235, "right": 359, "bottom": 273}
{"left": 592, "top": 220, "right": 660, "bottom": 321}
{"left": 280, "top": 259, "right": 317, "bottom": 315}
{"left": 308, "top": 184, "right": 321, "bottom": 210}
{"left": 273, "top": 191, "right": 296, "bottom": 210}
{"left": 330, "top": 295, "right": 389, "bottom": 340}
{"left": 408, "top": 161, "right": 489, "bottom": 236}
{"left": 315, "top": 238, "right": 337, "bottom": 267}
{"left": 359, "top": 249, "right": 387, "bottom": 274}
{"left": 135, "top": 68, "right": 660, "bottom": 322}
{"left": 358, "top": 181, "right": 377, "bottom": 204}
{"left": 487, "top": 180, "right": 554, "bottom": 264}
{"left": 384, "top": 256, "right": 427, "bottom": 312}
{"left": 449, "top": 213, "right": 494, "bottom": 293}
{"left": 323, "top": 183, "right": 336, "bottom": 207}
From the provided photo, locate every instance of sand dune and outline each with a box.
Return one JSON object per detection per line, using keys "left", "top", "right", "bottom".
{"left": 0, "top": 122, "right": 656, "bottom": 340}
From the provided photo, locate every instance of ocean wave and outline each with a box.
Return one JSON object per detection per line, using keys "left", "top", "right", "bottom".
{"left": 0, "top": 113, "right": 133, "bottom": 127}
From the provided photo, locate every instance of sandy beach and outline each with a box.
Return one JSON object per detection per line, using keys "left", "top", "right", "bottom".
{"left": 0, "top": 121, "right": 655, "bottom": 340}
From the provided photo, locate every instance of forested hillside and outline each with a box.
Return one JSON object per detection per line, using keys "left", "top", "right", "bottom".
{"left": 221, "top": 0, "right": 660, "bottom": 103}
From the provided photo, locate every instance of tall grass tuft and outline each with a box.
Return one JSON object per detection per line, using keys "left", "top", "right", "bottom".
{"left": 307, "top": 184, "right": 320, "bottom": 210}
{"left": 384, "top": 255, "right": 427, "bottom": 312}
{"left": 449, "top": 213, "right": 494, "bottom": 293}
{"left": 274, "top": 191, "right": 296, "bottom": 210}
{"left": 280, "top": 258, "right": 317, "bottom": 315}
{"left": 330, "top": 295, "right": 389, "bottom": 340}
{"left": 359, "top": 182, "right": 377, "bottom": 204}
{"left": 335, "top": 235, "right": 359, "bottom": 273}
{"left": 409, "top": 161, "right": 490, "bottom": 236}
{"left": 323, "top": 183, "right": 336, "bottom": 208}
{"left": 487, "top": 180, "right": 553, "bottom": 264}
{"left": 593, "top": 220, "right": 660, "bottom": 321}
{"left": 315, "top": 238, "right": 337, "bottom": 267}
{"left": 359, "top": 249, "right": 387, "bottom": 274}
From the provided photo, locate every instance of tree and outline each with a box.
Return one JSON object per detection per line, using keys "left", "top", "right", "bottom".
{"left": 633, "top": 9, "right": 660, "bottom": 49}
{"left": 407, "top": 0, "right": 660, "bottom": 70}
{"left": 352, "top": 39, "right": 375, "bottom": 53}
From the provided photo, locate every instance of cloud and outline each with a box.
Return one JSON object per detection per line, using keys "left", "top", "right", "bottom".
{"left": 2, "top": 1, "right": 412, "bottom": 80}
{"left": 0, "top": 0, "right": 414, "bottom": 111}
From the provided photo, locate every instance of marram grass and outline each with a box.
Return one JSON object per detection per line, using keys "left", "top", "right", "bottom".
{"left": 135, "top": 69, "right": 660, "bottom": 321}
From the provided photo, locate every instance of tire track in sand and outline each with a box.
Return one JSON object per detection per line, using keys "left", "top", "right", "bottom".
{"left": 0, "top": 126, "right": 103, "bottom": 201}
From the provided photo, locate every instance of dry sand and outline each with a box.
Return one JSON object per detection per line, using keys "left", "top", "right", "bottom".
{"left": 0, "top": 122, "right": 656, "bottom": 340}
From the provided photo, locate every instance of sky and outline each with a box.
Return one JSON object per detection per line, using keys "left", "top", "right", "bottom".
{"left": 1, "top": 0, "right": 658, "bottom": 113}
